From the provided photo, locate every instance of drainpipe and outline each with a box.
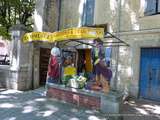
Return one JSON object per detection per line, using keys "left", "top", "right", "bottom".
{"left": 57, "top": 0, "right": 61, "bottom": 30}
{"left": 114, "top": 0, "right": 121, "bottom": 90}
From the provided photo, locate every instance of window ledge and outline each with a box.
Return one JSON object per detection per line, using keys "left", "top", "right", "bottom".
{"left": 139, "top": 13, "right": 160, "bottom": 19}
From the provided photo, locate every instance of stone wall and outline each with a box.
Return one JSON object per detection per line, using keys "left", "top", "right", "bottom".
{"left": 43, "top": 0, "right": 60, "bottom": 31}
{"left": 32, "top": 0, "right": 160, "bottom": 97}
{"left": 0, "top": 24, "right": 34, "bottom": 91}
{"left": 47, "top": 83, "right": 122, "bottom": 114}
{"left": 0, "top": 65, "right": 32, "bottom": 90}
{"left": 0, "top": 66, "right": 9, "bottom": 88}
{"left": 94, "top": 0, "right": 160, "bottom": 32}
{"left": 118, "top": 32, "right": 160, "bottom": 97}
{"left": 120, "top": 0, "right": 160, "bottom": 31}
{"left": 47, "top": 87, "right": 100, "bottom": 109}
{"left": 94, "top": 0, "right": 118, "bottom": 32}
{"left": 94, "top": 0, "right": 160, "bottom": 97}
{"left": 60, "top": 0, "right": 82, "bottom": 29}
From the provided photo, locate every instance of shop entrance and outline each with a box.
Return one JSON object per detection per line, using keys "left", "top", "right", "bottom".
{"left": 39, "top": 48, "right": 51, "bottom": 85}
{"left": 77, "top": 49, "right": 92, "bottom": 74}
{"left": 140, "top": 48, "right": 160, "bottom": 101}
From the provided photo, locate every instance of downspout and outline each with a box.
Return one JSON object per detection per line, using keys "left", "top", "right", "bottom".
{"left": 57, "top": 0, "right": 61, "bottom": 30}
{"left": 114, "top": 0, "right": 121, "bottom": 90}
{"left": 31, "top": 44, "right": 34, "bottom": 90}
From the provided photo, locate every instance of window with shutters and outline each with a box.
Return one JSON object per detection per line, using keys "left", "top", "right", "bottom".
{"left": 144, "top": 0, "right": 160, "bottom": 15}
{"left": 82, "top": 0, "right": 95, "bottom": 26}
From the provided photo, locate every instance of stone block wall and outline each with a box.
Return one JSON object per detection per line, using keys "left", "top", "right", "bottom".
{"left": 47, "top": 87, "right": 100, "bottom": 110}
{"left": 4, "top": 68, "right": 32, "bottom": 90}
{"left": 0, "top": 66, "right": 10, "bottom": 88}
{"left": 46, "top": 83, "right": 123, "bottom": 114}
{"left": 0, "top": 24, "right": 34, "bottom": 91}
{"left": 0, "top": 66, "right": 32, "bottom": 90}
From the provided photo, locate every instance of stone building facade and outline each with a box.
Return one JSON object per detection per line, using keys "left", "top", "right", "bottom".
{"left": 32, "top": 0, "right": 160, "bottom": 100}
{"left": 2, "top": 0, "right": 159, "bottom": 101}
{"left": 94, "top": 0, "right": 160, "bottom": 100}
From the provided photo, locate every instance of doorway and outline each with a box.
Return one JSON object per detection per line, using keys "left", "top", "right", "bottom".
{"left": 77, "top": 49, "right": 92, "bottom": 74}
{"left": 39, "top": 48, "right": 51, "bottom": 86}
{"left": 140, "top": 48, "right": 160, "bottom": 101}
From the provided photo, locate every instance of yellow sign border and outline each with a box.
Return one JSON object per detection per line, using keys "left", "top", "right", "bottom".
{"left": 22, "top": 27, "right": 104, "bottom": 43}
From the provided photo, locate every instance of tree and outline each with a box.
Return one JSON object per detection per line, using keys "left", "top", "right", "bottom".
{"left": 0, "top": 0, "right": 35, "bottom": 39}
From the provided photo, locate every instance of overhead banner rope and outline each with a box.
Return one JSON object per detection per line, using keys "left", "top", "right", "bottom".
{"left": 22, "top": 27, "right": 104, "bottom": 43}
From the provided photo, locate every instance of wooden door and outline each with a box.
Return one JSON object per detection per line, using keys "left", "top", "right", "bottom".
{"left": 140, "top": 48, "right": 160, "bottom": 101}
{"left": 40, "top": 48, "right": 51, "bottom": 85}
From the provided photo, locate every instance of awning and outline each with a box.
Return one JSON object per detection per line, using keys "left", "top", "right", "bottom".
{"left": 23, "top": 27, "right": 129, "bottom": 48}
{"left": 22, "top": 27, "right": 104, "bottom": 43}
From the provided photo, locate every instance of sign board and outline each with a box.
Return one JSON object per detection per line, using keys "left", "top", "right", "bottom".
{"left": 22, "top": 27, "right": 104, "bottom": 43}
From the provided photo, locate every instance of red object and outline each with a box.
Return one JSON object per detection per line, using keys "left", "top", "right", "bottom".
{"left": 48, "top": 55, "right": 60, "bottom": 78}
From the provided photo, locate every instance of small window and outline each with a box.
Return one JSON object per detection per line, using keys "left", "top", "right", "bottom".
{"left": 144, "top": 0, "right": 160, "bottom": 15}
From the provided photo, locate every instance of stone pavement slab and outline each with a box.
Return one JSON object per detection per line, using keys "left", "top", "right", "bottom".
{"left": 122, "top": 98, "right": 160, "bottom": 120}
{"left": 0, "top": 87, "right": 160, "bottom": 120}
{"left": 0, "top": 87, "right": 107, "bottom": 120}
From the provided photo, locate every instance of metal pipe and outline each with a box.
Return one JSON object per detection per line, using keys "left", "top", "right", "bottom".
{"left": 105, "top": 32, "right": 129, "bottom": 46}
{"left": 57, "top": 0, "right": 61, "bottom": 30}
{"left": 113, "top": 0, "right": 122, "bottom": 90}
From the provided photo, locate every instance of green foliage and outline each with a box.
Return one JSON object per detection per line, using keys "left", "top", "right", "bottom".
{"left": 0, "top": 0, "right": 35, "bottom": 39}
{"left": 0, "top": 26, "right": 10, "bottom": 39}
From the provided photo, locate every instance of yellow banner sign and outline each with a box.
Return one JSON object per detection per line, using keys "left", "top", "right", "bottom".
{"left": 22, "top": 27, "right": 104, "bottom": 43}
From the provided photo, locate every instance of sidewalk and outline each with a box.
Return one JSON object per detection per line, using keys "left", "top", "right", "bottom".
{"left": 122, "top": 97, "right": 160, "bottom": 120}
{"left": 0, "top": 87, "right": 107, "bottom": 120}
{"left": 0, "top": 87, "right": 159, "bottom": 120}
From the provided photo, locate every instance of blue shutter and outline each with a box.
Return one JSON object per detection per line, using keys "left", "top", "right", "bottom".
{"left": 144, "top": 0, "right": 156, "bottom": 15}
{"left": 82, "top": 0, "right": 95, "bottom": 26}
{"left": 85, "top": 0, "right": 95, "bottom": 25}
{"left": 158, "top": 0, "right": 160, "bottom": 12}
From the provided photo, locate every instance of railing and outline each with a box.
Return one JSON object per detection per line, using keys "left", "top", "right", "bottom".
{"left": 0, "top": 55, "right": 10, "bottom": 65}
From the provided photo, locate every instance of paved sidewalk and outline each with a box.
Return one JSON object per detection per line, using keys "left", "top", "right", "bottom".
{"left": 122, "top": 98, "right": 160, "bottom": 120}
{"left": 0, "top": 87, "right": 160, "bottom": 120}
{"left": 0, "top": 87, "right": 107, "bottom": 120}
